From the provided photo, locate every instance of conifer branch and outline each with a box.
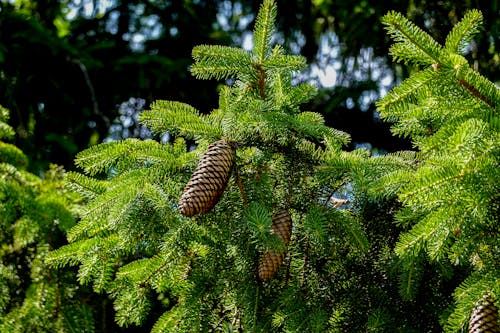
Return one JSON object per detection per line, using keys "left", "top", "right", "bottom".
{"left": 457, "top": 79, "right": 494, "bottom": 108}
{"left": 140, "top": 101, "right": 223, "bottom": 139}
{"left": 398, "top": 255, "right": 424, "bottom": 300}
{"left": 191, "top": 45, "right": 253, "bottom": 80}
{"left": 454, "top": 65, "right": 500, "bottom": 109}
{"left": 379, "top": 9, "right": 500, "bottom": 330}
{"left": 66, "top": 171, "right": 107, "bottom": 200}
{"left": 399, "top": 164, "right": 467, "bottom": 202}
{"left": 253, "top": 0, "right": 277, "bottom": 63}
{"left": 263, "top": 54, "right": 307, "bottom": 72}
{"left": 382, "top": 11, "right": 443, "bottom": 65}
{"left": 444, "top": 10, "right": 483, "bottom": 54}
{"left": 376, "top": 68, "right": 437, "bottom": 116}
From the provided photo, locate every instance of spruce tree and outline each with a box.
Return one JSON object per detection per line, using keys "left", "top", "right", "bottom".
{"left": 373, "top": 10, "right": 500, "bottom": 332}
{"left": 0, "top": 105, "right": 94, "bottom": 332}
{"left": 47, "top": 1, "right": 368, "bottom": 331}
{"left": 44, "top": 3, "right": 500, "bottom": 332}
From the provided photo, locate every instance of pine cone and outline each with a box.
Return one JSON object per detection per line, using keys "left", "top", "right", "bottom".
{"left": 258, "top": 209, "right": 292, "bottom": 280}
{"left": 469, "top": 296, "right": 500, "bottom": 333}
{"left": 178, "top": 140, "right": 234, "bottom": 217}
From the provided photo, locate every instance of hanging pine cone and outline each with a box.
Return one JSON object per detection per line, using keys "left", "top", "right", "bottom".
{"left": 178, "top": 140, "right": 234, "bottom": 217}
{"left": 258, "top": 209, "right": 292, "bottom": 280}
{"left": 469, "top": 295, "right": 500, "bottom": 333}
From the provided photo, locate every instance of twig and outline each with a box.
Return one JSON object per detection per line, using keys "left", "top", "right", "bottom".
{"left": 301, "top": 238, "right": 310, "bottom": 287}
{"left": 234, "top": 163, "right": 249, "bottom": 205}
{"left": 70, "top": 57, "right": 110, "bottom": 127}
{"left": 457, "top": 79, "right": 494, "bottom": 108}
{"left": 330, "top": 197, "right": 349, "bottom": 209}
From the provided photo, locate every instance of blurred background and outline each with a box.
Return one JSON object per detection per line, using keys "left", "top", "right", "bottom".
{"left": 1, "top": 0, "right": 499, "bottom": 174}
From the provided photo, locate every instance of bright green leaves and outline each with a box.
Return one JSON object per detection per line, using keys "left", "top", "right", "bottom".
{"left": 144, "top": 0, "right": 325, "bottom": 155}
{"left": 113, "top": 283, "right": 152, "bottom": 327}
{"left": 193, "top": 0, "right": 297, "bottom": 81}
{"left": 0, "top": 107, "right": 86, "bottom": 333}
{"left": 0, "top": 105, "right": 15, "bottom": 140}
{"left": 264, "top": 45, "right": 306, "bottom": 71}
{"left": 112, "top": 246, "right": 194, "bottom": 328}
{"left": 382, "top": 11, "right": 443, "bottom": 66}
{"left": 445, "top": 9, "right": 483, "bottom": 54}
{"left": 0, "top": 105, "right": 27, "bottom": 168}
{"left": 140, "top": 101, "right": 223, "bottom": 140}
{"left": 47, "top": 136, "right": 195, "bottom": 299}
{"left": 376, "top": 67, "right": 438, "bottom": 124}
{"left": 74, "top": 137, "right": 190, "bottom": 176}
{"left": 382, "top": 10, "right": 485, "bottom": 70}
{"left": 253, "top": 0, "right": 277, "bottom": 63}
{"left": 188, "top": 0, "right": 288, "bottom": 82}
{"left": 245, "top": 202, "right": 273, "bottom": 244}
{"left": 191, "top": 45, "right": 253, "bottom": 80}
{"left": 380, "top": 10, "right": 499, "bottom": 114}
{"left": 0, "top": 142, "right": 28, "bottom": 169}
{"left": 190, "top": 0, "right": 308, "bottom": 109}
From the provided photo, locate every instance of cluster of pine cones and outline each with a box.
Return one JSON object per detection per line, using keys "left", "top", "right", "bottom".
{"left": 177, "top": 140, "right": 500, "bottom": 327}
{"left": 178, "top": 139, "right": 291, "bottom": 280}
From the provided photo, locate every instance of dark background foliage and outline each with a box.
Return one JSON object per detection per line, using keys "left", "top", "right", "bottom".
{"left": 1, "top": 0, "right": 500, "bottom": 173}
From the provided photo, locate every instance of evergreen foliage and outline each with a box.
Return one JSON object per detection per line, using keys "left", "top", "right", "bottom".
{"left": 0, "top": 106, "right": 94, "bottom": 332}
{"left": 375, "top": 10, "right": 500, "bottom": 332}
{"left": 47, "top": 1, "right": 369, "bottom": 331}
{"left": 39, "top": 3, "right": 499, "bottom": 332}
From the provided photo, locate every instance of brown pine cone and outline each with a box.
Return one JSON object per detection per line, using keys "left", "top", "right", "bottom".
{"left": 469, "top": 295, "right": 500, "bottom": 333}
{"left": 258, "top": 209, "right": 292, "bottom": 280}
{"left": 178, "top": 140, "right": 233, "bottom": 217}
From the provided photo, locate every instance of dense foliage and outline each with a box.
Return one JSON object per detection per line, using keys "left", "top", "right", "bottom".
{"left": 46, "top": 2, "right": 367, "bottom": 330}
{"left": 43, "top": 1, "right": 499, "bottom": 332}
{"left": 377, "top": 10, "right": 500, "bottom": 331}
{"left": 0, "top": 105, "right": 96, "bottom": 332}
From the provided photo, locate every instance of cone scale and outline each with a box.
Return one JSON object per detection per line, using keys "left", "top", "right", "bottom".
{"left": 179, "top": 140, "right": 234, "bottom": 217}
{"left": 469, "top": 296, "right": 500, "bottom": 333}
{"left": 258, "top": 209, "right": 292, "bottom": 280}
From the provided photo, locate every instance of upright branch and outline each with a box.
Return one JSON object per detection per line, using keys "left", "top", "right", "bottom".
{"left": 46, "top": 1, "right": 364, "bottom": 332}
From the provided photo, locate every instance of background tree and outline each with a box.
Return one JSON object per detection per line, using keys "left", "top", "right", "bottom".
{"left": 0, "top": 0, "right": 226, "bottom": 172}
{"left": 0, "top": 105, "right": 98, "bottom": 332}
